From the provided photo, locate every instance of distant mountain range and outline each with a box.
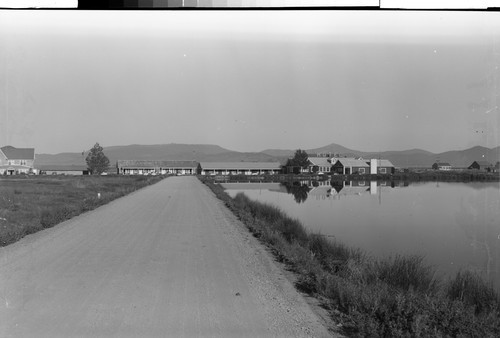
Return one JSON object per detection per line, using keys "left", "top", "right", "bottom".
{"left": 34, "top": 144, "right": 277, "bottom": 167}
{"left": 262, "top": 143, "right": 500, "bottom": 168}
{"left": 34, "top": 143, "right": 500, "bottom": 168}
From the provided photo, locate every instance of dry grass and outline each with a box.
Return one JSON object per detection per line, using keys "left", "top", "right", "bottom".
{"left": 0, "top": 175, "right": 167, "bottom": 246}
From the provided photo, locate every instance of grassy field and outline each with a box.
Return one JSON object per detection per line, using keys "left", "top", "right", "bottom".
{"left": 201, "top": 178, "right": 500, "bottom": 337}
{"left": 0, "top": 174, "right": 166, "bottom": 246}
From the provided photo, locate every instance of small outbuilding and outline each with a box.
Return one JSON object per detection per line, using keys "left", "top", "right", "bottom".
{"left": 432, "top": 162, "right": 452, "bottom": 171}
{"left": 468, "top": 161, "right": 493, "bottom": 172}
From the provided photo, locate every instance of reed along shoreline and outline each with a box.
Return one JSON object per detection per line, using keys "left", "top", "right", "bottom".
{"left": 201, "top": 177, "right": 500, "bottom": 337}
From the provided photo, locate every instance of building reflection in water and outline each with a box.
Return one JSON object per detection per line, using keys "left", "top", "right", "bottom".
{"left": 281, "top": 180, "right": 410, "bottom": 204}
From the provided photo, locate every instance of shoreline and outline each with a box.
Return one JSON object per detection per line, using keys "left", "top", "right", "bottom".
{"left": 205, "top": 170, "right": 500, "bottom": 183}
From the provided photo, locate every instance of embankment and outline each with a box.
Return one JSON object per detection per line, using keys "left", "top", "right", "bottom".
{"left": 201, "top": 178, "right": 500, "bottom": 337}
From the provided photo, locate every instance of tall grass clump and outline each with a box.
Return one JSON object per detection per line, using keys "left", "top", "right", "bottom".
{"left": 200, "top": 178, "right": 500, "bottom": 337}
{"left": 375, "top": 255, "right": 439, "bottom": 294}
{"left": 447, "top": 270, "right": 500, "bottom": 314}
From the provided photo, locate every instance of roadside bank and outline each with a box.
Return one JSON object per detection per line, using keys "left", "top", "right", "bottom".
{"left": 201, "top": 177, "right": 500, "bottom": 337}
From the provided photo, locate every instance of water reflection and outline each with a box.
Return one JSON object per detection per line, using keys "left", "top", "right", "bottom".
{"left": 281, "top": 181, "right": 311, "bottom": 204}
{"left": 223, "top": 181, "right": 500, "bottom": 291}
{"left": 280, "top": 180, "right": 410, "bottom": 203}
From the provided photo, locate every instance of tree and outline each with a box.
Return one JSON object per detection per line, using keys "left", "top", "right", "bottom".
{"left": 85, "top": 142, "right": 110, "bottom": 175}
{"left": 287, "top": 149, "right": 311, "bottom": 169}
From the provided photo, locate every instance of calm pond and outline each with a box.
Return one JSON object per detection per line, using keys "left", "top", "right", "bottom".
{"left": 223, "top": 180, "right": 500, "bottom": 291}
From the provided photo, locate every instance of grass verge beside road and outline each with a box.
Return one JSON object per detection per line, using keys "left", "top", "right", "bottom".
{"left": 0, "top": 175, "right": 167, "bottom": 246}
{"left": 201, "top": 178, "right": 500, "bottom": 337}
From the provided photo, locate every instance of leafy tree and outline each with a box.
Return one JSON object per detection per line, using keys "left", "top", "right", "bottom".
{"left": 85, "top": 142, "right": 110, "bottom": 175}
{"left": 287, "top": 149, "right": 311, "bottom": 169}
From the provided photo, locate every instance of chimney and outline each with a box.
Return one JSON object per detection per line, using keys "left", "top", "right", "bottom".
{"left": 370, "top": 159, "right": 378, "bottom": 174}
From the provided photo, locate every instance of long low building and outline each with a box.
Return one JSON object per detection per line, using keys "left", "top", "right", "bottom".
{"left": 117, "top": 160, "right": 199, "bottom": 175}
{"left": 199, "top": 162, "right": 282, "bottom": 175}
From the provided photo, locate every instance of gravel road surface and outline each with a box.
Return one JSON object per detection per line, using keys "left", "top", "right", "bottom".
{"left": 0, "top": 176, "right": 332, "bottom": 337}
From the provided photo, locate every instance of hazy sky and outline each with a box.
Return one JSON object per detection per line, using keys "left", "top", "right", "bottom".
{"left": 1, "top": 10, "right": 499, "bottom": 154}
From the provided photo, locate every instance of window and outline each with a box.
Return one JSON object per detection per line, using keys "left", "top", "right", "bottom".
{"left": 359, "top": 168, "right": 365, "bottom": 174}
{"left": 380, "top": 168, "right": 386, "bottom": 174}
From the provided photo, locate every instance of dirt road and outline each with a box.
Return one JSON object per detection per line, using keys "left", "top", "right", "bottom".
{"left": 0, "top": 176, "right": 331, "bottom": 337}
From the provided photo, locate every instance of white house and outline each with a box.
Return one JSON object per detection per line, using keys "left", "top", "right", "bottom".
{"left": 432, "top": 162, "right": 452, "bottom": 171}
{"left": 0, "top": 145, "right": 36, "bottom": 175}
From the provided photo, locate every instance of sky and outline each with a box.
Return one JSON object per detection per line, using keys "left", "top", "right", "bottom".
{"left": 1, "top": 10, "right": 500, "bottom": 154}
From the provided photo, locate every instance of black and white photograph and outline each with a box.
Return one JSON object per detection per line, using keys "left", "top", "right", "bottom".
{"left": 1, "top": 2, "right": 500, "bottom": 337}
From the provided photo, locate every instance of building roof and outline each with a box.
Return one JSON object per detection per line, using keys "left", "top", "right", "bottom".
{"left": 308, "top": 157, "right": 331, "bottom": 167}
{"left": 372, "top": 159, "right": 395, "bottom": 167}
{"left": 334, "top": 158, "right": 370, "bottom": 167}
{"left": 36, "top": 165, "right": 88, "bottom": 171}
{"left": 436, "top": 162, "right": 452, "bottom": 167}
{"left": 308, "top": 186, "right": 332, "bottom": 197}
{"left": 332, "top": 186, "right": 370, "bottom": 196}
{"left": 0, "top": 146, "right": 35, "bottom": 160}
{"left": 0, "top": 164, "right": 33, "bottom": 170}
{"left": 200, "top": 162, "right": 282, "bottom": 170}
{"left": 117, "top": 160, "right": 199, "bottom": 168}
{"left": 472, "top": 161, "right": 493, "bottom": 167}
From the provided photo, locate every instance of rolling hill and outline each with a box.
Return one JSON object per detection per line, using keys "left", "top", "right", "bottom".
{"left": 35, "top": 143, "right": 278, "bottom": 167}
